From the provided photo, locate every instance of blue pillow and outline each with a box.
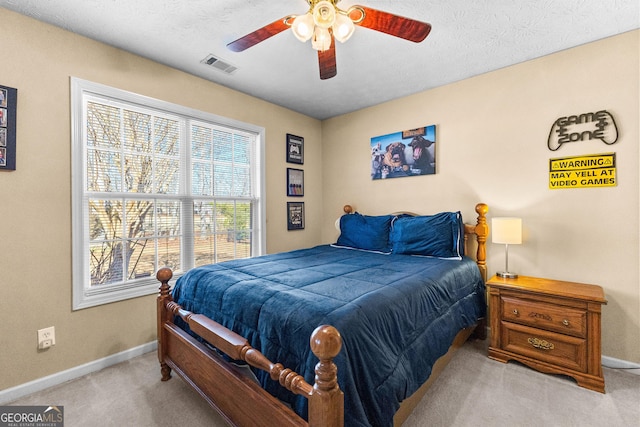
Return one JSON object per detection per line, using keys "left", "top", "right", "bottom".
{"left": 336, "top": 213, "right": 393, "bottom": 253}
{"left": 389, "top": 212, "right": 463, "bottom": 259}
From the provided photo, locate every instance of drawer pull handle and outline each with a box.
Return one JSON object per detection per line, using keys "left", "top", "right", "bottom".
{"left": 529, "top": 311, "right": 553, "bottom": 321}
{"left": 528, "top": 337, "right": 555, "bottom": 350}
{"left": 562, "top": 319, "right": 570, "bottom": 326}
{"left": 513, "top": 309, "right": 519, "bottom": 316}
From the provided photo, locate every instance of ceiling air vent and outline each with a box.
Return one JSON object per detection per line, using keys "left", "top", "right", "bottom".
{"left": 201, "top": 54, "right": 238, "bottom": 75}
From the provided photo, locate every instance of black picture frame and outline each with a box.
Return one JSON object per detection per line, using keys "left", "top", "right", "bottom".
{"left": 286, "top": 133, "right": 304, "bottom": 164}
{"left": 0, "top": 85, "right": 17, "bottom": 171}
{"left": 287, "top": 168, "right": 304, "bottom": 197}
{"left": 287, "top": 202, "right": 305, "bottom": 230}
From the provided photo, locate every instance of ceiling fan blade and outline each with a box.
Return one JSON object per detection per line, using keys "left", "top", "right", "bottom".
{"left": 318, "top": 40, "right": 337, "bottom": 80}
{"left": 351, "top": 6, "right": 431, "bottom": 42}
{"left": 227, "top": 16, "right": 291, "bottom": 52}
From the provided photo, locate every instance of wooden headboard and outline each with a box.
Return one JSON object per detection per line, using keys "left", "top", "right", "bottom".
{"left": 341, "top": 203, "right": 489, "bottom": 282}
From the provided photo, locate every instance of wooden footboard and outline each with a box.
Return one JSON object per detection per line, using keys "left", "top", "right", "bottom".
{"left": 157, "top": 267, "right": 343, "bottom": 427}
{"left": 156, "top": 202, "right": 489, "bottom": 427}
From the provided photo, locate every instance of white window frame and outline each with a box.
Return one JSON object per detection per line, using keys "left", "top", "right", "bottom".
{"left": 71, "top": 77, "right": 265, "bottom": 310}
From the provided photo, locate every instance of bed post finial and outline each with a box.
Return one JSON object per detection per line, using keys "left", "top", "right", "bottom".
{"left": 156, "top": 267, "right": 173, "bottom": 296}
{"left": 308, "top": 325, "right": 344, "bottom": 427}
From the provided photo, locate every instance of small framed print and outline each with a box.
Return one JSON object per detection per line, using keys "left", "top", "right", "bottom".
{"left": 286, "top": 133, "right": 304, "bottom": 164}
{"left": 287, "top": 168, "right": 304, "bottom": 197}
{"left": 287, "top": 202, "right": 305, "bottom": 230}
{"left": 0, "top": 85, "right": 17, "bottom": 170}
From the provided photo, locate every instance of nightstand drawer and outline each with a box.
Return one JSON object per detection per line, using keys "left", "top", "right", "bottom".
{"left": 501, "top": 295, "right": 587, "bottom": 338}
{"left": 501, "top": 321, "right": 587, "bottom": 372}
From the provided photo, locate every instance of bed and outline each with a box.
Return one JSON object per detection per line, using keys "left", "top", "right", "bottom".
{"left": 156, "top": 203, "right": 489, "bottom": 427}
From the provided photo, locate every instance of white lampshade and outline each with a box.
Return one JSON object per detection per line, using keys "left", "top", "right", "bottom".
{"left": 291, "top": 13, "right": 314, "bottom": 42}
{"left": 492, "top": 217, "right": 522, "bottom": 245}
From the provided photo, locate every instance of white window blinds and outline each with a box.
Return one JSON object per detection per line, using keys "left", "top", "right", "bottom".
{"left": 72, "top": 78, "right": 264, "bottom": 309}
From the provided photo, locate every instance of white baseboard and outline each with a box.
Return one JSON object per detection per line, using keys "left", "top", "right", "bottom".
{"left": 1, "top": 339, "right": 637, "bottom": 405}
{"left": 602, "top": 355, "right": 640, "bottom": 375}
{"left": 0, "top": 341, "right": 158, "bottom": 405}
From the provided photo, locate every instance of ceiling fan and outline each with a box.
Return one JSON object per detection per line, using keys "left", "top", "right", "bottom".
{"left": 226, "top": 0, "right": 432, "bottom": 80}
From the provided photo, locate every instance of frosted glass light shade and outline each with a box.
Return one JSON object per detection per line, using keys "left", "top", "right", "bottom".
{"left": 291, "top": 14, "right": 314, "bottom": 42}
{"left": 492, "top": 217, "right": 522, "bottom": 245}
{"left": 312, "top": 27, "right": 332, "bottom": 51}
{"left": 313, "top": 1, "right": 336, "bottom": 29}
{"left": 333, "top": 13, "right": 355, "bottom": 43}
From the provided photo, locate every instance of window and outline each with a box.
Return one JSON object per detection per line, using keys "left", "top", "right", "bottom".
{"left": 71, "top": 78, "right": 265, "bottom": 309}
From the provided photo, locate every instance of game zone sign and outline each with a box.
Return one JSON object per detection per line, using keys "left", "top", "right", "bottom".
{"left": 547, "top": 110, "right": 618, "bottom": 151}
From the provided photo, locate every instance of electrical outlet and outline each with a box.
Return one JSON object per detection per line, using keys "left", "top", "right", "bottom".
{"left": 37, "top": 326, "right": 55, "bottom": 349}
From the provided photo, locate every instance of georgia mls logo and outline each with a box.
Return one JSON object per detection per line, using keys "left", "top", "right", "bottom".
{"left": 547, "top": 110, "right": 618, "bottom": 151}
{"left": 0, "top": 405, "right": 64, "bottom": 427}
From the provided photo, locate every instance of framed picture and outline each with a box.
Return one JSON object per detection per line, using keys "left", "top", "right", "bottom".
{"left": 287, "top": 202, "right": 305, "bottom": 230}
{"left": 370, "top": 125, "right": 436, "bottom": 180}
{"left": 0, "top": 85, "right": 17, "bottom": 171}
{"left": 287, "top": 168, "right": 304, "bottom": 197}
{"left": 286, "top": 133, "right": 304, "bottom": 164}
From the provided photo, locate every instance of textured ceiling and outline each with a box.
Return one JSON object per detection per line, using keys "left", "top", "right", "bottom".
{"left": 1, "top": 0, "right": 638, "bottom": 120}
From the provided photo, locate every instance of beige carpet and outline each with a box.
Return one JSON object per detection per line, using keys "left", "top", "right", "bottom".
{"left": 9, "top": 339, "right": 640, "bottom": 426}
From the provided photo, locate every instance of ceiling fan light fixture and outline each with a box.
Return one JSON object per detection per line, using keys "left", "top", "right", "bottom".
{"left": 227, "top": 1, "right": 432, "bottom": 80}
{"left": 291, "top": 13, "right": 314, "bottom": 42}
{"left": 313, "top": 1, "right": 336, "bottom": 29}
{"left": 332, "top": 12, "right": 355, "bottom": 43}
{"left": 311, "top": 26, "right": 332, "bottom": 51}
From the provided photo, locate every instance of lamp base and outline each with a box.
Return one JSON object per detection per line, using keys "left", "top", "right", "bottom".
{"left": 497, "top": 271, "right": 518, "bottom": 279}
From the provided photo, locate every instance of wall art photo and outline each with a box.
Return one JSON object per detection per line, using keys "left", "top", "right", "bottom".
{"left": 287, "top": 168, "right": 304, "bottom": 196}
{"left": 287, "top": 202, "right": 305, "bottom": 230}
{"left": 0, "top": 85, "right": 17, "bottom": 170}
{"left": 286, "top": 133, "right": 304, "bottom": 164}
{"left": 371, "top": 125, "right": 436, "bottom": 180}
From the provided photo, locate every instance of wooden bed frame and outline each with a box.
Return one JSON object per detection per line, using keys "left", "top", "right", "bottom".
{"left": 156, "top": 203, "right": 488, "bottom": 427}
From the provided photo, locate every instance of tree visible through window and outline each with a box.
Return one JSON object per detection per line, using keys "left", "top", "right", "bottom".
{"left": 72, "top": 78, "right": 264, "bottom": 309}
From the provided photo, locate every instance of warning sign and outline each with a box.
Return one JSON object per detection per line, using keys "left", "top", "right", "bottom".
{"left": 549, "top": 153, "right": 616, "bottom": 189}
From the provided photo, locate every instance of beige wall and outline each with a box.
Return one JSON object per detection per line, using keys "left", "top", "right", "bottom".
{"left": 0, "top": 9, "right": 323, "bottom": 390}
{"left": 321, "top": 30, "right": 640, "bottom": 363}
{"left": 1, "top": 8, "right": 638, "bottom": 392}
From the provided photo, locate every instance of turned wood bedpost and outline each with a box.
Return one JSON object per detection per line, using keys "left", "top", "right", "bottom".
{"left": 474, "top": 203, "right": 489, "bottom": 283}
{"left": 156, "top": 267, "right": 173, "bottom": 381}
{"left": 473, "top": 203, "right": 489, "bottom": 340}
{"left": 308, "top": 325, "right": 344, "bottom": 427}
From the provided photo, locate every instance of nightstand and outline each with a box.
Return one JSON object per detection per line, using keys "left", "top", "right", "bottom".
{"left": 487, "top": 275, "right": 607, "bottom": 393}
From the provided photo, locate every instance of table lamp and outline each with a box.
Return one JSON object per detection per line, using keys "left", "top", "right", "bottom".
{"left": 492, "top": 217, "right": 522, "bottom": 278}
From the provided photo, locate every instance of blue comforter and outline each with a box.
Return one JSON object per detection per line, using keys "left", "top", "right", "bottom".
{"left": 172, "top": 245, "right": 485, "bottom": 427}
